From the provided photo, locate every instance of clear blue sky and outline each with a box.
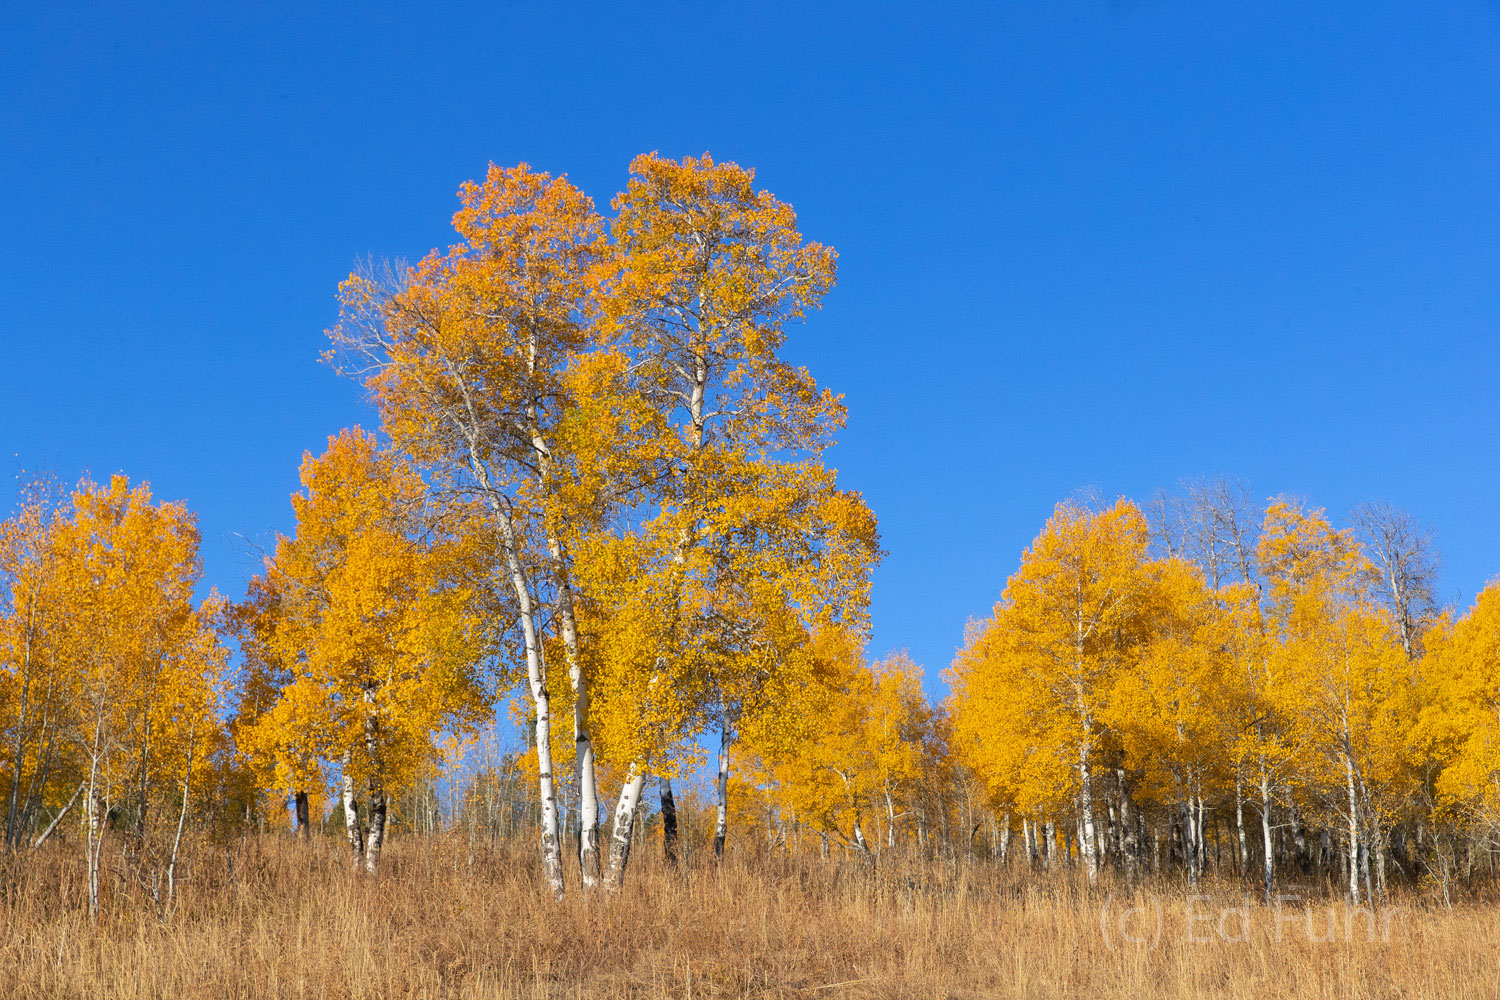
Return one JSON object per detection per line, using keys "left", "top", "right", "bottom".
{"left": 4, "top": 2, "right": 1497, "bottom": 702}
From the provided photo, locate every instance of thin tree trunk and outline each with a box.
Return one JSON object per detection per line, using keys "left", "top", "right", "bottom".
{"left": 362, "top": 692, "right": 388, "bottom": 875}
{"left": 364, "top": 782, "right": 387, "bottom": 875}
{"left": 1346, "top": 755, "right": 1362, "bottom": 904}
{"left": 294, "top": 790, "right": 311, "bottom": 842}
{"left": 713, "top": 725, "right": 730, "bottom": 859}
{"left": 30, "top": 782, "right": 82, "bottom": 849}
{"left": 1077, "top": 740, "right": 1099, "bottom": 878}
{"left": 166, "top": 720, "right": 195, "bottom": 908}
{"left": 1235, "top": 775, "right": 1248, "bottom": 877}
{"left": 341, "top": 750, "right": 363, "bottom": 868}
{"left": 471, "top": 458, "right": 566, "bottom": 900}
{"left": 546, "top": 534, "right": 599, "bottom": 890}
{"left": 1117, "top": 768, "right": 1138, "bottom": 877}
{"left": 604, "top": 769, "right": 647, "bottom": 890}
{"left": 84, "top": 699, "right": 106, "bottom": 919}
{"left": 659, "top": 776, "right": 678, "bottom": 867}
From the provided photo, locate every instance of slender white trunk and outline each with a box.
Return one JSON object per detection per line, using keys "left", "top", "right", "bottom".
{"left": 341, "top": 750, "right": 363, "bottom": 869}
{"left": 31, "top": 783, "right": 83, "bottom": 849}
{"left": 1234, "top": 775, "right": 1248, "bottom": 875}
{"left": 482, "top": 482, "right": 564, "bottom": 900}
{"left": 604, "top": 769, "right": 648, "bottom": 889}
{"left": 1346, "top": 755, "right": 1362, "bottom": 904}
{"left": 362, "top": 690, "right": 388, "bottom": 875}
{"left": 545, "top": 534, "right": 599, "bottom": 890}
{"left": 1077, "top": 740, "right": 1099, "bottom": 879}
{"left": 713, "top": 726, "right": 730, "bottom": 858}
{"left": 166, "top": 719, "right": 195, "bottom": 909}
{"left": 84, "top": 698, "right": 106, "bottom": 918}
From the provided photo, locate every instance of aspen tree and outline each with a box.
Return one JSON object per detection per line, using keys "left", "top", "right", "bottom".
{"left": 952, "top": 500, "right": 1153, "bottom": 880}
{"left": 1350, "top": 501, "right": 1439, "bottom": 660}
{"left": 1421, "top": 584, "right": 1500, "bottom": 840}
{"left": 593, "top": 153, "right": 845, "bottom": 886}
{"left": 0, "top": 478, "right": 71, "bottom": 849}
{"left": 331, "top": 166, "right": 631, "bottom": 894}
{"left": 1258, "top": 499, "right": 1415, "bottom": 903}
{"left": 236, "top": 430, "right": 495, "bottom": 874}
{"left": 40, "top": 476, "right": 222, "bottom": 913}
{"left": 1107, "top": 558, "right": 1222, "bottom": 885}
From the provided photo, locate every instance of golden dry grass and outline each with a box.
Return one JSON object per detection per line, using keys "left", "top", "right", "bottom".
{"left": 1, "top": 835, "right": 1497, "bottom": 999}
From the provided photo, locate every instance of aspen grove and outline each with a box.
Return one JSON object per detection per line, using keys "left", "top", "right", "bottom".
{"left": 7, "top": 155, "right": 1500, "bottom": 924}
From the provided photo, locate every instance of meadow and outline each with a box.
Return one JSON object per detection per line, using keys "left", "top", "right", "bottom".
{"left": 3, "top": 832, "right": 1496, "bottom": 1000}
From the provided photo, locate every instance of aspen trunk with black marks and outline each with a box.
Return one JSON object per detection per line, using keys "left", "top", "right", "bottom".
{"left": 341, "top": 750, "right": 363, "bottom": 869}
{"left": 83, "top": 697, "right": 107, "bottom": 918}
{"left": 1077, "top": 739, "right": 1100, "bottom": 879}
{"left": 1258, "top": 766, "right": 1275, "bottom": 902}
{"left": 852, "top": 815, "right": 870, "bottom": 853}
{"left": 658, "top": 776, "right": 678, "bottom": 867}
{"left": 364, "top": 783, "right": 387, "bottom": 875}
{"left": 478, "top": 479, "right": 565, "bottom": 900}
{"left": 885, "top": 790, "right": 898, "bottom": 849}
{"left": 1345, "top": 755, "right": 1362, "bottom": 904}
{"left": 604, "top": 769, "right": 647, "bottom": 890}
{"left": 1234, "top": 775, "right": 1248, "bottom": 877}
{"left": 294, "top": 789, "right": 311, "bottom": 842}
{"left": 361, "top": 690, "right": 389, "bottom": 875}
{"left": 1176, "top": 769, "right": 1200, "bottom": 886}
{"left": 86, "top": 783, "right": 106, "bottom": 918}
{"left": 545, "top": 534, "right": 600, "bottom": 890}
{"left": 1117, "top": 768, "right": 1139, "bottom": 878}
{"left": 713, "top": 725, "right": 730, "bottom": 859}
{"left": 1376, "top": 829, "right": 1389, "bottom": 900}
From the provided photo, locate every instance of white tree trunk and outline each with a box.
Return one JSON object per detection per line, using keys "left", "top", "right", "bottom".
{"left": 361, "top": 691, "right": 388, "bottom": 875}
{"left": 546, "top": 534, "right": 599, "bottom": 890}
{"left": 493, "top": 500, "right": 565, "bottom": 899}
{"left": 1346, "top": 755, "right": 1362, "bottom": 904}
{"left": 852, "top": 815, "right": 870, "bottom": 853}
{"left": 1077, "top": 741, "right": 1099, "bottom": 879}
{"left": 604, "top": 769, "right": 648, "bottom": 889}
{"left": 31, "top": 783, "right": 82, "bottom": 849}
{"left": 468, "top": 454, "right": 565, "bottom": 899}
{"left": 713, "top": 726, "right": 730, "bottom": 858}
{"left": 1234, "top": 775, "right": 1248, "bottom": 875}
{"left": 341, "top": 750, "right": 363, "bottom": 869}
{"left": 166, "top": 719, "right": 195, "bottom": 909}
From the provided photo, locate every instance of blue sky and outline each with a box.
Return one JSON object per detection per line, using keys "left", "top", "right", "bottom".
{"left": 3, "top": 2, "right": 1497, "bottom": 702}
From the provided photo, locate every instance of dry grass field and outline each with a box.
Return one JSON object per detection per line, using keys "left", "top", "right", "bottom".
{"left": 2, "top": 836, "right": 1497, "bottom": 999}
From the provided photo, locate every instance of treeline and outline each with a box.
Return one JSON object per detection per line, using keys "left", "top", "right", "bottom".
{"left": 4, "top": 156, "right": 1499, "bottom": 914}
{"left": 949, "top": 483, "right": 1500, "bottom": 904}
